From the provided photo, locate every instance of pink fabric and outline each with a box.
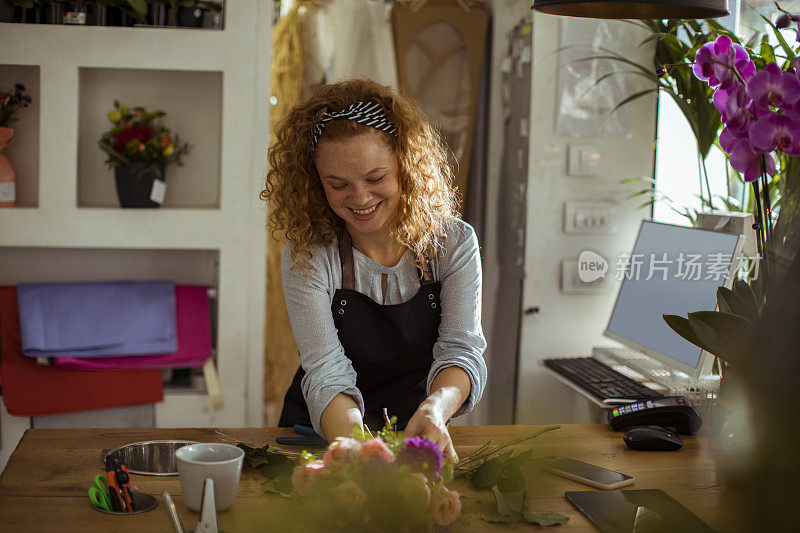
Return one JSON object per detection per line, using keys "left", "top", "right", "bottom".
{"left": 53, "top": 285, "right": 211, "bottom": 370}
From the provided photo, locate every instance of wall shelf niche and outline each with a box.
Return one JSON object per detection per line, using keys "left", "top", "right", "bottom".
{"left": 78, "top": 67, "right": 223, "bottom": 209}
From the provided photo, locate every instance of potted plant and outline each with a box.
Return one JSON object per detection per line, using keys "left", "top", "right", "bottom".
{"left": 0, "top": 83, "right": 31, "bottom": 208}
{"left": 173, "top": 0, "right": 200, "bottom": 27}
{"left": 0, "top": 0, "right": 34, "bottom": 22}
{"left": 98, "top": 100, "right": 189, "bottom": 208}
{"left": 102, "top": 0, "right": 146, "bottom": 25}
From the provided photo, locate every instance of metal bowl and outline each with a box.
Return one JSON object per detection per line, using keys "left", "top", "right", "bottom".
{"left": 103, "top": 440, "right": 200, "bottom": 476}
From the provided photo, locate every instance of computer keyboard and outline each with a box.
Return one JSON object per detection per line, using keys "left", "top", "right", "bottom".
{"left": 543, "top": 357, "right": 664, "bottom": 403}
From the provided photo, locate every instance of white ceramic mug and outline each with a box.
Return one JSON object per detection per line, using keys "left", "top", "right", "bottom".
{"left": 176, "top": 442, "right": 244, "bottom": 512}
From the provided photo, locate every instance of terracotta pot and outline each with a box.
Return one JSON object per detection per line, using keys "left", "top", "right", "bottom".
{"left": 114, "top": 162, "right": 165, "bottom": 208}
{"left": 0, "top": 126, "right": 15, "bottom": 208}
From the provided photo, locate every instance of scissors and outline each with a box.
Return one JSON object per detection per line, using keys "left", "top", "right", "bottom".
{"left": 275, "top": 425, "right": 328, "bottom": 447}
{"left": 88, "top": 474, "right": 113, "bottom": 511}
{"left": 106, "top": 456, "right": 135, "bottom": 512}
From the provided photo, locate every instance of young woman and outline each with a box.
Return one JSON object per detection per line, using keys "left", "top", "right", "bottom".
{"left": 262, "top": 79, "right": 486, "bottom": 460}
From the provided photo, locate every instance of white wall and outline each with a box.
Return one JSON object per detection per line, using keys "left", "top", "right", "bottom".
{"left": 515, "top": 14, "right": 656, "bottom": 424}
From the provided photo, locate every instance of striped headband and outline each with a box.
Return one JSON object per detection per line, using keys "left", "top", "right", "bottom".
{"left": 310, "top": 101, "right": 398, "bottom": 153}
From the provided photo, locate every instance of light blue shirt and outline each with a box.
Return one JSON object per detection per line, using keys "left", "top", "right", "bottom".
{"left": 281, "top": 218, "right": 487, "bottom": 435}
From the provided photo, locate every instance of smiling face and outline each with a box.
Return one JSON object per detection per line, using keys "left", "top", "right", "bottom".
{"left": 315, "top": 129, "right": 401, "bottom": 247}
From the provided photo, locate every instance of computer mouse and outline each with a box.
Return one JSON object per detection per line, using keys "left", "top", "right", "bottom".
{"left": 623, "top": 425, "right": 683, "bottom": 451}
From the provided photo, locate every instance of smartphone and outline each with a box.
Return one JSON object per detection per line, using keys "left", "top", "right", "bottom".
{"left": 541, "top": 458, "right": 634, "bottom": 490}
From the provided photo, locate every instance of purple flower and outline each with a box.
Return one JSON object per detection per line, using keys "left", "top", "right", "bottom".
{"left": 730, "top": 138, "right": 776, "bottom": 183}
{"left": 748, "top": 111, "right": 800, "bottom": 156}
{"left": 721, "top": 86, "right": 753, "bottom": 130}
{"left": 398, "top": 436, "right": 444, "bottom": 479}
{"left": 720, "top": 126, "right": 748, "bottom": 154}
{"left": 693, "top": 35, "right": 755, "bottom": 90}
{"left": 746, "top": 63, "right": 800, "bottom": 110}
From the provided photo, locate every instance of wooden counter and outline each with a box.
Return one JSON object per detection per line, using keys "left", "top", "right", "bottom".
{"left": 0, "top": 425, "right": 740, "bottom": 531}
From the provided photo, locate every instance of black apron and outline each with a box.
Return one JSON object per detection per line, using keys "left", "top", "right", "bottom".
{"left": 279, "top": 231, "right": 442, "bottom": 430}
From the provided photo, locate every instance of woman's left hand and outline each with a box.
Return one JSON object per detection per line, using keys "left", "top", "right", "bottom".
{"left": 405, "top": 397, "right": 458, "bottom": 462}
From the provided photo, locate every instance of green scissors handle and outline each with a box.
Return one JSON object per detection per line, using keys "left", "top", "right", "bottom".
{"left": 89, "top": 474, "right": 112, "bottom": 511}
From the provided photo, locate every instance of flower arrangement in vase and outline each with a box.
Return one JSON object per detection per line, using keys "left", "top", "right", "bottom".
{"left": 0, "top": 83, "right": 32, "bottom": 208}
{"left": 98, "top": 100, "right": 189, "bottom": 208}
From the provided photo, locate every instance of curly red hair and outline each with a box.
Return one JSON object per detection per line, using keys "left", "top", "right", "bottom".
{"left": 261, "top": 79, "right": 458, "bottom": 270}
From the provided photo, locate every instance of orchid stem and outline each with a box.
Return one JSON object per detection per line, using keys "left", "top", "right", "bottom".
{"left": 701, "top": 154, "right": 713, "bottom": 210}
{"left": 752, "top": 179, "right": 769, "bottom": 290}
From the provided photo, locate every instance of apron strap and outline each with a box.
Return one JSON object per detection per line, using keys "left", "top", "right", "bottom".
{"left": 336, "top": 230, "right": 436, "bottom": 289}
{"left": 337, "top": 230, "right": 356, "bottom": 291}
{"left": 419, "top": 260, "right": 435, "bottom": 286}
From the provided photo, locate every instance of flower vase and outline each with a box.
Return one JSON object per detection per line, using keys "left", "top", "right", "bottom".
{"left": 114, "top": 163, "right": 166, "bottom": 208}
{"left": 178, "top": 6, "right": 202, "bottom": 27}
{"left": 0, "top": 127, "right": 15, "bottom": 208}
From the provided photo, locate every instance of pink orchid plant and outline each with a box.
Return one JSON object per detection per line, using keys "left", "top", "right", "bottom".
{"left": 695, "top": 36, "right": 800, "bottom": 184}
{"left": 688, "top": 21, "right": 800, "bottom": 287}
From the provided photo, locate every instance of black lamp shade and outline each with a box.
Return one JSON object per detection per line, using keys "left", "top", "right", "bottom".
{"left": 531, "top": 0, "right": 729, "bottom": 19}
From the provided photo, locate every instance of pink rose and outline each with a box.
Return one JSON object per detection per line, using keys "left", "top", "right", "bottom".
{"left": 399, "top": 472, "right": 431, "bottom": 508}
{"left": 430, "top": 489, "right": 461, "bottom": 526}
{"left": 323, "top": 437, "right": 362, "bottom": 469}
{"left": 333, "top": 480, "right": 367, "bottom": 516}
{"left": 291, "top": 460, "right": 326, "bottom": 496}
{"left": 360, "top": 438, "right": 394, "bottom": 463}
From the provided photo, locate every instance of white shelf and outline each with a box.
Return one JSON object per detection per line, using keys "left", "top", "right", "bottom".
{"left": 0, "top": 208, "right": 230, "bottom": 248}
{"left": 0, "top": 0, "right": 270, "bottom": 438}
{"left": 0, "top": 23, "right": 230, "bottom": 70}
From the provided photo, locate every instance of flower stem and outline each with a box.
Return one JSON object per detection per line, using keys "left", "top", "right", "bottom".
{"left": 454, "top": 425, "right": 561, "bottom": 472}
{"left": 751, "top": 179, "right": 769, "bottom": 289}
{"left": 697, "top": 152, "right": 709, "bottom": 209}
{"left": 701, "top": 154, "right": 713, "bottom": 210}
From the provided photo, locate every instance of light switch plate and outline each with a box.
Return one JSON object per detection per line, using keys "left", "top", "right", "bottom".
{"left": 564, "top": 201, "right": 617, "bottom": 234}
{"left": 561, "top": 260, "right": 612, "bottom": 293}
{"left": 568, "top": 144, "right": 600, "bottom": 177}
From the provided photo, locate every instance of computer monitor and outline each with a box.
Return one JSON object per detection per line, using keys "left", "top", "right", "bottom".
{"left": 603, "top": 220, "right": 744, "bottom": 379}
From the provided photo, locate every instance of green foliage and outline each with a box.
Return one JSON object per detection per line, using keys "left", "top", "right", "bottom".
{"left": 482, "top": 486, "right": 569, "bottom": 526}
{"left": 663, "top": 281, "right": 760, "bottom": 365}
{"left": 0, "top": 83, "right": 32, "bottom": 128}
{"left": 375, "top": 415, "right": 404, "bottom": 455}
{"left": 469, "top": 448, "right": 534, "bottom": 492}
{"left": 238, "top": 442, "right": 296, "bottom": 496}
{"left": 595, "top": 18, "right": 799, "bottom": 217}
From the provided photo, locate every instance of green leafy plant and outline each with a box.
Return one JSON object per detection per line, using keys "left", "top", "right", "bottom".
{"left": 482, "top": 486, "right": 569, "bottom": 526}
{"left": 664, "top": 279, "right": 759, "bottom": 365}
{"left": 0, "top": 83, "right": 32, "bottom": 127}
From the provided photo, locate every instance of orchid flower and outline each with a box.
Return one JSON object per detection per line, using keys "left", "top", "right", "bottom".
{"left": 722, "top": 86, "right": 754, "bottom": 131}
{"left": 746, "top": 63, "right": 800, "bottom": 110}
{"left": 720, "top": 125, "right": 748, "bottom": 154}
{"left": 730, "top": 138, "right": 776, "bottom": 182}
{"left": 693, "top": 35, "right": 755, "bottom": 90}
{"left": 749, "top": 111, "right": 800, "bottom": 156}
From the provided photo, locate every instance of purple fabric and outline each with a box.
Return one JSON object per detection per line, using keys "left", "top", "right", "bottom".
{"left": 17, "top": 281, "right": 177, "bottom": 357}
{"left": 53, "top": 285, "right": 211, "bottom": 370}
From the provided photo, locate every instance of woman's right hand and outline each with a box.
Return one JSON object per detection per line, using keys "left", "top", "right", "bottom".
{"left": 320, "top": 393, "right": 364, "bottom": 441}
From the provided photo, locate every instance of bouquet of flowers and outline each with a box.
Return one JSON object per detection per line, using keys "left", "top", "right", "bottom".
{"left": 98, "top": 100, "right": 189, "bottom": 168}
{"left": 0, "top": 83, "right": 31, "bottom": 128}
{"left": 235, "top": 421, "right": 567, "bottom": 531}
{"left": 289, "top": 426, "right": 461, "bottom": 531}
